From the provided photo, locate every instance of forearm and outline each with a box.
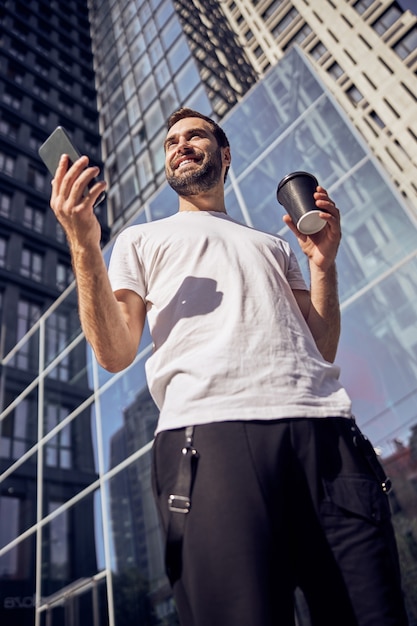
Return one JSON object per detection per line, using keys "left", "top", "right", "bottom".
{"left": 48, "top": 155, "right": 140, "bottom": 370}
{"left": 306, "top": 261, "right": 340, "bottom": 362}
{"left": 71, "top": 243, "right": 139, "bottom": 372}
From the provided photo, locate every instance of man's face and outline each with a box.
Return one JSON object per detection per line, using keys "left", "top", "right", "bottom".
{"left": 164, "top": 117, "right": 225, "bottom": 196}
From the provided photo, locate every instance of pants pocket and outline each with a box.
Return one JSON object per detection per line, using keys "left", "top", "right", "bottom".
{"left": 321, "top": 474, "right": 391, "bottom": 524}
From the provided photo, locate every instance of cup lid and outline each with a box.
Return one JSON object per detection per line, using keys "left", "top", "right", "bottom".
{"left": 277, "top": 171, "right": 318, "bottom": 194}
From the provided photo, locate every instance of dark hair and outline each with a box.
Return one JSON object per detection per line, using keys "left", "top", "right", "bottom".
{"left": 166, "top": 108, "right": 230, "bottom": 182}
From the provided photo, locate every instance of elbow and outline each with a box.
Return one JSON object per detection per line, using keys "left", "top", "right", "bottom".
{"left": 97, "top": 356, "right": 134, "bottom": 373}
{"left": 100, "top": 360, "right": 129, "bottom": 373}
{"left": 91, "top": 345, "right": 137, "bottom": 373}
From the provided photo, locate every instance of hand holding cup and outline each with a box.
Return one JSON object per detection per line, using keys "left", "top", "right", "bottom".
{"left": 277, "top": 171, "right": 329, "bottom": 235}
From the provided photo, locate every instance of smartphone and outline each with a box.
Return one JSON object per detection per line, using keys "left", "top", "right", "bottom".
{"left": 38, "top": 126, "right": 106, "bottom": 207}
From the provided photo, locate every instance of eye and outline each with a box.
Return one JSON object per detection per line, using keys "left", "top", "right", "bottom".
{"left": 165, "top": 137, "right": 177, "bottom": 150}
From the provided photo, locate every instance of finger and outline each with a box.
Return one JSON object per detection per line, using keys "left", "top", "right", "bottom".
{"left": 54, "top": 154, "right": 70, "bottom": 182}
{"left": 87, "top": 180, "right": 107, "bottom": 206}
{"left": 51, "top": 156, "right": 88, "bottom": 210}
{"left": 58, "top": 156, "right": 90, "bottom": 199}
{"left": 51, "top": 155, "right": 70, "bottom": 203}
{"left": 282, "top": 214, "right": 307, "bottom": 240}
{"left": 314, "top": 188, "right": 331, "bottom": 201}
{"left": 62, "top": 164, "right": 99, "bottom": 208}
{"left": 70, "top": 169, "right": 107, "bottom": 212}
{"left": 314, "top": 194, "right": 339, "bottom": 217}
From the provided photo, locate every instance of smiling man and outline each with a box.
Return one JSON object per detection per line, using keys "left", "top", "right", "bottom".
{"left": 164, "top": 112, "right": 230, "bottom": 197}
{"left": 50, "top": 108, "right": 408, "bottom": 626}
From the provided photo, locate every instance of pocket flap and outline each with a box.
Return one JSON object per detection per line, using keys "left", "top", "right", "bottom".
{"left": 322, "top": 476, "right": 390, "bottom": 523}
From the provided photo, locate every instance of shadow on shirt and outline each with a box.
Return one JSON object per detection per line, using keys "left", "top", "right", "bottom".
{"left": 153, "top": 276, "right": 224, "bottom": 348}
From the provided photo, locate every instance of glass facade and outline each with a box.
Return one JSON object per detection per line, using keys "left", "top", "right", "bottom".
{"left": 1, "top": 46, "right": 417, "bottom": 625}
{"left": 90, "top": 0, "right": 211, "bottom": 231}
{"left": 89, "top": 0, "right": 257, "bottom": 235}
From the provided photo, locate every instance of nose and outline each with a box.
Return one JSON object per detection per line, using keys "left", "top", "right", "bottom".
{"left": 176, "top": 136, "right": 192, "bottom": 153}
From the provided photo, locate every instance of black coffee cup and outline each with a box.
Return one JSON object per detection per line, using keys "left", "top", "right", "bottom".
{"left": 277, "top": 171, "right": 326, "bottom": 235}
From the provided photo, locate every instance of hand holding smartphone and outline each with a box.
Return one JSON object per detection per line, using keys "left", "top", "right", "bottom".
{"left": 38, "top": 126, "right": 106, "bottom": 208}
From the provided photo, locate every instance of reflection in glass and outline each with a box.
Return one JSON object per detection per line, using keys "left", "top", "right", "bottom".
{"left": 0, "top": 496, "right": 19, "bottom": 553}
{"left": 0, "top": 533, "right": 36, "bottom": 626}
{"left": 45, "top": 420, "right": 72, "bottom": 471}
{"left": 42, "top": 407, "right": 98, "bottom": 511}
{"left": 48, "top": 501, "right": 69, "bottom": 582}
{"left": 237, "top": 164, "right": 283, "bottom": 234}
{"left": 44, "top": 287, "right": 81, "bottom": 369}
{"left": 0, "top": 466, "right": 37, "bottom": 550}
{"left": 107, "top": 451, "right": 176, "bottom": 625}
{"left": 224, "top": 48, "right": 323, "bottom": 177}
{"left": 339, "top": 256, "right": 417, "bottom": 453}
{"left": 0, "top": 393, "right": 38, "bottom": 463}
{"left": 227, "top": 98, "right": 368, "bottom": 236}
{"left": 38, "top": 574, "right": 109, "bottom": 626}
{"left": 98, "top": 365, "right": 156, "bottom": 472}
{"left": 6, "top": 299, "right": 41, "bottom": 376}
{"left": 41, "top": 491, "right": 99, "bottom": 600}
{"left": 381, "top": 429, "right": 417, "bottom": 619}
{"left": 0, "top": 454, "right": 37, "bottom": 626}
{"left": 333, "top": 162, "right": 417, "bottom": 300}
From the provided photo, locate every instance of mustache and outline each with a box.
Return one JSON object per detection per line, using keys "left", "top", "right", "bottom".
{"left": 171, "top": 148, "right": 201, "bottom": 169}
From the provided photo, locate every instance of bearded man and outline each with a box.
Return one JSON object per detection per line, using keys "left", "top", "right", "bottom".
{"left": 50, "top": 108, "right": 408, "bottom": 626}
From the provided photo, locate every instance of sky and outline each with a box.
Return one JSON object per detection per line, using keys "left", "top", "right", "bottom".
{"left": 398, "top": 0, "right": 416, "bottom": 14}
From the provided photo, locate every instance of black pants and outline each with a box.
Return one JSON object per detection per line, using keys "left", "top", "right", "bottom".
{"left": 152, "top": 418, "right": 408, "bottom": 626}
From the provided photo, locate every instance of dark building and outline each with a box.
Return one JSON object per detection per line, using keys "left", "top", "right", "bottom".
{"left": 0, "top": 1, "right": 107, "bottom": 624}
{"left": 0, "top": 0, "right": 109, "bottom": 358}
{"left": 171, "top": 0, "right": 258, "bottom": 117}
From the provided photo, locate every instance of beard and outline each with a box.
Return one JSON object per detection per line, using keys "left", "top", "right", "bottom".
{"left": 166, "top": 147, "right": 223, "bottom": 197}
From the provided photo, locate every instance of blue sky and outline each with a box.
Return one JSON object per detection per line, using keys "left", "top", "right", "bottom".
{"left": 398, "top": 0, "right": 416, "bottom": 13}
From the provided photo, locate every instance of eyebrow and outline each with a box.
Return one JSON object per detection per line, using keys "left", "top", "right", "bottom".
{"left": 164, "top": 126, "right": 211, "bottom": 149}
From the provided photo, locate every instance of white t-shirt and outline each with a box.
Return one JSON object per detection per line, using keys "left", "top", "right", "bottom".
{"left": 108, "top": 210, "right": 352, "bottom": 433}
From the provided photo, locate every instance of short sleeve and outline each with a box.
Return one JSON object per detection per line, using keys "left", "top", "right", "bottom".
{"left": 108, "top": 228, "right": 147, "bottom": 300}
{"left": 286, "top": 248, "right": 308, "bottom": 291}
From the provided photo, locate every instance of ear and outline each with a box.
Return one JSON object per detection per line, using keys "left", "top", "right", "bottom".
{"left": 222, "top": 146, "right": 231, "bottom": 165}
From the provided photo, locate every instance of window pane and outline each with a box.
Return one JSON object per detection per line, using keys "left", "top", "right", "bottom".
{"left": 394, "top": 26, "right": 417, "bottom": 60}
{"left": 372, "top": 6, "right": 402, "bottom": 35}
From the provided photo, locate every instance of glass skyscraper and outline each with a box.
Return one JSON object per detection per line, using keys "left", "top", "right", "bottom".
{"left": 87, "top": 0, "right": 417, "bottom": 234}
{"left": 2, "top": 44, "right": 417, "bottom": 625}
{"left": 89, "top": 0, "right": 257, "bottom": 233}
{"left": 1, "top": 1, "right": 417, "bottom": 625}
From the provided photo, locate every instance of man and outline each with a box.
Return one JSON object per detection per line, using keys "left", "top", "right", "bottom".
{"left": 50, "top": 108, "right": 408, "bottom": 626}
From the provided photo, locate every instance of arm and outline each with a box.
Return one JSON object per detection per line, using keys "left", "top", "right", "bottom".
{"left": 50, "top": 155, "right": 146, "bottom": 372}
{"left": 284, "top": 187, "right": 341, "bottom": 363}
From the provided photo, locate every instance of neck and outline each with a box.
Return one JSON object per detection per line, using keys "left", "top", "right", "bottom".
{"left": 178, "top": 186, "right": 227, "bottom": 213}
